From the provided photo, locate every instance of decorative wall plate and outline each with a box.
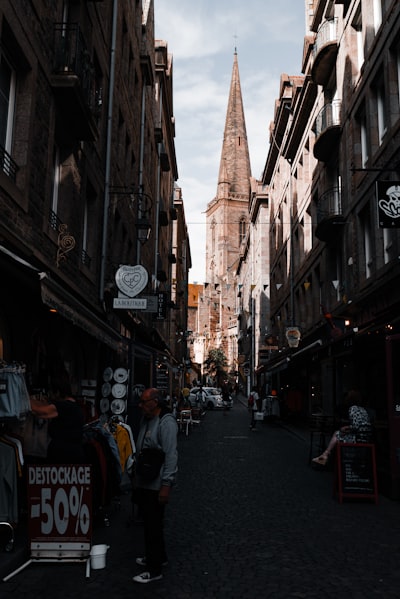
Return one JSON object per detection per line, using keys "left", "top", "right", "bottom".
{"left": 101, "top": 382, "right": 111, "bottom": 397}
{"left": 114, "top": 367, "right": 128, "bottom": 383}
{"left": 112, "top": 383, "right": 127, "bottom": 398}
{"left": 103, "top": 367, "right": 113, "bottom": 382}
{"left": 111, "top": 398, "right": 126, "bottom": 414}
{"left": 100, "top": 398, "right": 109, "bottom": 413}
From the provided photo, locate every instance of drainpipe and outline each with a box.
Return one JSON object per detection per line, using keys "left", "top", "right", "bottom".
{"left": 137, "top": 85, "right": 147, "bottom": 262}
{"left": 250, "top": 223, "right": 255, "bottom": 392}
{"left": 289, "top": 157, "right": 294, "bottom": 326}
{"left": 100, "top": 0, "right": 118, "bottom": 304}
{"left": 153, "top": 85, "right": 162, "bottom": 289}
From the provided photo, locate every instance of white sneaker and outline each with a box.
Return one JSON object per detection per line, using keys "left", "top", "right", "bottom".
{"left": 133, "top": 571, "right": 163, "bottom": 584}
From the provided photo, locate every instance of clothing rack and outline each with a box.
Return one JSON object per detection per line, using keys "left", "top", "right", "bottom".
{"left": 0, "top": 363, "right": 30, "bottom": 551}
{"left": 0, "top": 522, "right": 14, "bottom": 552}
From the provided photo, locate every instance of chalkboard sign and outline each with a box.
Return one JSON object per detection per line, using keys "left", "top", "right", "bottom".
{"left": 335, "top": 443, "right": 378, "bottom": 504}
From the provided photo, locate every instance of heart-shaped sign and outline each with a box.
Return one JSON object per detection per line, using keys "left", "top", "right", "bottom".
{"left": 115, "top": 265, "right": 148, "bottom": 298}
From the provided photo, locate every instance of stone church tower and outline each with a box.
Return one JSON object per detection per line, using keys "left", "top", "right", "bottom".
{"left": 203, "top": 50, "right": 252, "bottom": 376}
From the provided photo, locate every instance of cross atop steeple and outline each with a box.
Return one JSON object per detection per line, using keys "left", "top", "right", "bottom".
{"left": 233, "top": 33, "right": 238, "bottom": 54}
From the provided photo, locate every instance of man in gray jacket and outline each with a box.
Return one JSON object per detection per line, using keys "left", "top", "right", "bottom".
{"left": 132, "top": 387, "right": 178, "bottom": 584}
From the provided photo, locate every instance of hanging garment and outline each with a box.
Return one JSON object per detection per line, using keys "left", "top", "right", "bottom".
{"left": 0, "top": 364, "right": 31, "bottom": 419}
{"left": 10, "top": 413, "right": 50, "bottom": 459}
{"left": 113, "top": 424, "right": 134, "bottom": 472}
{"left": 0, "top": 440, "right": 18, "bottom": 523}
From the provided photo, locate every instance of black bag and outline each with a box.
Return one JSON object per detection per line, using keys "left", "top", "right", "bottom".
{"left": 136, "top": 447, "right": 165, "bottom": 481}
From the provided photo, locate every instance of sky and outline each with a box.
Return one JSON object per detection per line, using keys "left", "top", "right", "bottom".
{"left": 155, "top": 0, "right": 307, "bottom": 283}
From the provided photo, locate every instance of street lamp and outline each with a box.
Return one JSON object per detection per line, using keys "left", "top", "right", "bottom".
{"left": 109, "top": 186, "right": 153, "bottom": 247}
{"left": 136, "top": 218, "right": 152, "bottom": 245}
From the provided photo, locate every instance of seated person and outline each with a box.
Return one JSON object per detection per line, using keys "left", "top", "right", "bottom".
{"left": 312, "top": 389, "right": 371, "bottom": 466}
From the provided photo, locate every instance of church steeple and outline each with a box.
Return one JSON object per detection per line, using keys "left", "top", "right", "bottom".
{"left": 217, "top": 50, "right": 252, "bottom": 199}
{"left": 202, "top": 50, "right": 252, "bottom": 371}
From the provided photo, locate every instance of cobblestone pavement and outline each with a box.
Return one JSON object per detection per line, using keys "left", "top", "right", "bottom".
{"left": 2, "top": 398, "right": 400, "bottom": 598}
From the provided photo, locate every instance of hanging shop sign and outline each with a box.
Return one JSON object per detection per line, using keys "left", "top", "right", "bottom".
{"left": 286, "top": 327, "right": 301, "bottom": 348}
{"left": 156, "top": 292, "right": 167, "bottom": 320}
{"left": 114, "top": 265, "right": 150, "bottom": 309}
{"left": 115, "top": 265, "right": 148, "bottom": 297}
{"left": 113, "top": 297, "right": 147, "bottom": 309}
{"left": 27, "top": 464, "right": 92, "bottom": 559}
{"left": 155, "top": 362, "right": 169, "bottom": 391}
{"left": 377, "top": 181, "right": 400, "bottom": 228}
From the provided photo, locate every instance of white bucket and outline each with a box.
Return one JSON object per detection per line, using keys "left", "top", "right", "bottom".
{"left": 90, "top": 544, "right": 110, "bottom": 570}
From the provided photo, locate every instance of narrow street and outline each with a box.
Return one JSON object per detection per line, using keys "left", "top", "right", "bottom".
{"left": 3, "top": 399, "right": 400, "bottom": 598}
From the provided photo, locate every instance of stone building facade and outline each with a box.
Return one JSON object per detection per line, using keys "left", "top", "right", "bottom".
{"left": 263, "top": 0, "right": 400, "bottom": 498}
{"left": 193, "top": 0, "right": 400, "bottom": 496}
{"left": 0, "top": 1, "right": 189, "bottom": 417}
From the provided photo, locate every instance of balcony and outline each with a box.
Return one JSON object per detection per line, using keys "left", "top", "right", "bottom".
{"left": 313, "top": 100, "right": 341, "bottom": 162}
{"left": 51, "top": 23, "right": 98, "bottom": 141}
{"left": 311, "top": 19, "right": 338, "bottom": 86}
{"left": 0, "top": 145, "right": 19, "bottom": 182}
{"left": 315, "top": 187, "right": 345, "bottom": 242}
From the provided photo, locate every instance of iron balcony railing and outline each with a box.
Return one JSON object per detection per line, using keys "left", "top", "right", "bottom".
{"left": 314, "top": 100, "right": 341, "bottom": 138}
{"left": 81, "top": 249, "right": 92, "bottom": 268}
{"left": 312, "top": 18, "right": 338, "bottom": 59}
{"left": 0, "top": 144, "right": 19, "bottom": 182}
{"left": 317, "top": 187, "right": 342, "bottom": 223}
{"left": 48, "top": 209, "right": 62, "bottom": 231}
{"left": 53, "top": 23, "right": 95, "bottom": 111}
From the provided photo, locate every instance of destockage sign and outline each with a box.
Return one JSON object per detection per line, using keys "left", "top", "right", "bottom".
{"left": 28, "top": 465, "right": 92, "bottom": 557}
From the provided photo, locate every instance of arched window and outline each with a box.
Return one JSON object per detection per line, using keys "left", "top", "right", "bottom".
{"left": 211, "top": 219, "right": 216, "bottom": 255}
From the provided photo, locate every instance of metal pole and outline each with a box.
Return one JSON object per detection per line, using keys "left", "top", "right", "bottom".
{"left": 99, "top": 0, "right": 118, "bottom": 303}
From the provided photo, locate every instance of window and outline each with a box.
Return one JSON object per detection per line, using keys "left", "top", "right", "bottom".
{"left": 375, "top": 77, "right": 387, "bottom": 144}
{"left": 51, "top": 146, "right": 62, "bottom": 225}
{"left": 0, "top": 49, "right": 16, "bottom": 178}
{"left": 360, "top": 207, "right": 373, "bottom": 279}
{"left": 373, "top": 0, "right": 382, "bottom": 34}
{"left": 360, "top": 113, "right": 369, "bottom": 166}
{"left": 356, "top": 105, "right": 369, "bottom": 167}
{"left": 239, "top": 218, "right": 246, "bottom": 245}
{"left": 211, "top": 219, "right": 216, "bottom": 257}
{"left": 397, "top": 43, "right": 400, "bottom": 108}
{"left": 383, "top": 228, "right": 395, "bottom": 265}
{"left": 82, "top": 181, "right": 97, "bottom": 269}
{"left": 352, "top": 7, "right": 364, "bottom": 72}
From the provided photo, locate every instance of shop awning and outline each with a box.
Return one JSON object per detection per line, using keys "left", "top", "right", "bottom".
{"left": 266, "top": 356, "right": 290, "bottom": 374}
{"left": 291, "top": 339, "right": 323, "bottom": 358}
{"left": 40, "top": 274, "right": 128, "bottom": 352}
{"left": 0, "top": 244, "right": 40, "bottom": 272}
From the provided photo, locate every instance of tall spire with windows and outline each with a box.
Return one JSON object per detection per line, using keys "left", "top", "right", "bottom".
{"left": 205, "top": 49, "right": 252, "bottom": 281}
{"left": 201, "top": 50, "right": 252, "bottom": 376}
{"left": 217, "top": 49, "right": 252, "bottom": 200}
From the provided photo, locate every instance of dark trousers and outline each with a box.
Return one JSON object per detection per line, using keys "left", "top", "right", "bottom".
{"left": 134, "top": 487, "right": 167, "bottom": 575}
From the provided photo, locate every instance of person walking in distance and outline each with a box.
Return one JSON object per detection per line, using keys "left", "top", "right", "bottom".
{"left": 249, "top": 385, "right": 260, "bottom": 431}
{"left": 132, "top": 388, "right": 178, "bottom": 584}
